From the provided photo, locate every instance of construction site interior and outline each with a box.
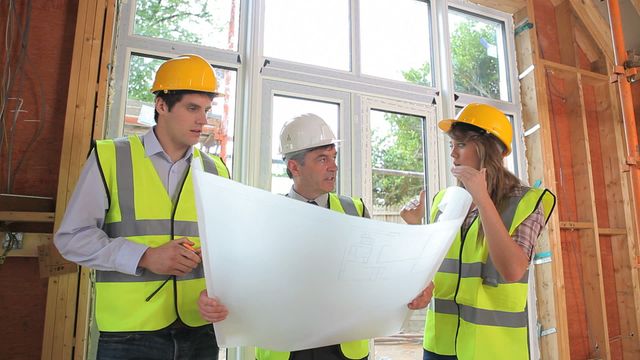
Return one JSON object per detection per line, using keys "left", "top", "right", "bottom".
{"left": 1, "top": 0, "right": 640, "bottom": 359}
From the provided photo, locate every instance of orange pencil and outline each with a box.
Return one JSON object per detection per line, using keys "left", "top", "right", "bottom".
{"left": 182, "top": 243, "right": 198, "bottom": 253}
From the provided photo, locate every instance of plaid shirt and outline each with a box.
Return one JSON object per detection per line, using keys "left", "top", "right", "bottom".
{"left": 461, "top": 187, "right": 545, "bottom": 261}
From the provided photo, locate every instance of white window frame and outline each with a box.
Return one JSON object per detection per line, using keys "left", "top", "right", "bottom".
{"left": 107, "top": 0, "right": 248, "bottom": 179}
{"left": 258, "top": 0, "right": 439, "bottom": 105}
{"left": 437, "top": 0, "right": 527, "bottom": 183}
{"left": 259, "top": 80, "right": 353, "bottom": 194}
{"left": 358, "top": 96, "right": 440, "bottom": 212}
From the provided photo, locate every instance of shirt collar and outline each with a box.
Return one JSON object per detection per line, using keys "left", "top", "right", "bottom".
{"left": 287, "top": 187, "right": 329, "bottom": 208}
{"left": 142, "top": 127, "right": 194, "bottom": 162}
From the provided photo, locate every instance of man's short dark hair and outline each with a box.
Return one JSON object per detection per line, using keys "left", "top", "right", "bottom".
{"left": 153, "top": 90, "right": 215, "bottom": 122}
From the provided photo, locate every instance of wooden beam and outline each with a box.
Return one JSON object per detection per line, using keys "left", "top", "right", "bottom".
{"left": 574, "top": 24, "right": 601, "bottom": 63}
{"left": 0, "top": 212, "right": 54, "bottom": 223}
{"left": 574, "top": 72, "right": 612, "bottom": 359}
{"left": 555, "top": 1, "right": 577, "bottom": 66}
{"left": 631, "top": 0, "right": 640, "bottom": 17}
{"left": 0, "top": 194, "right": 54, "bottom": 212}
{"left": 44, "top": 0, "right": 99, "bottom": 357}
{"left": 559, "top": 221, "right": 594, "bottom": 230}
{"left": 598, "top": 228, "right": 629, "bottom": 235}
{"left": 42, "top": 0, "right": 117, "bottom": 359}
{"left": 466, "top": 0, "right": 526, "bottom": 14}
{"left": 567, "top": 0, "right": 614, "bottom": 63}
{"left": 515, "top": 4, "right": 570, "bottom": 359}
{"left": 601, "top": 72, "right": 640, "bottom": 358}
{"left": 540, "top": 58, "right": 609, "bottom": 81}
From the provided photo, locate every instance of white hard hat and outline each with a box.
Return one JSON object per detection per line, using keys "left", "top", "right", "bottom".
{"left": 279, "top": 113, "right": 341, "bottom": 155}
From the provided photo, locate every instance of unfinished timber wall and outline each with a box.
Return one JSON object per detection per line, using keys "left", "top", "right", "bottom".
{"left": 515, "top": 0, "right": 640, "bottom": 359}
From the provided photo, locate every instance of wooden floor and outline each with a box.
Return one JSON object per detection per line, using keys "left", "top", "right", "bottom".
{"left": 374, "top": 334, "right": 423, "bottom": 360}
{"left": 217, "top": 335, "right": 424, "bottom": 360}
{"left": 374, "top": 343, "right": 423, "bottom": 360}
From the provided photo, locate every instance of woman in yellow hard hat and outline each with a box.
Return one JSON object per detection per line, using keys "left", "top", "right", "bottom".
{"left": 401, "top": 103, "right": 556, "bottom": 360}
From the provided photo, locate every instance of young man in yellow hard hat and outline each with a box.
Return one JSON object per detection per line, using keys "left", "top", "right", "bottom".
{"left": 55, "top": 54, "right": 230, "bottom": 359}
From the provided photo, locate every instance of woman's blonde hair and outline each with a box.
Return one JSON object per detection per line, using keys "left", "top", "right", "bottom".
{"left": 449, "top": 122, "right": 521, "bottom": 206}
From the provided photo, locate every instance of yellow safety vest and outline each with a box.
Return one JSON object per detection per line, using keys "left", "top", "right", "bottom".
{"left": 255, "top": 193, "right": 369, "bottom": 360}
{"left": 94, "top": 135, "right": 229, "bottom": 331}
{"left": 424, "top": 186, "right": 555, "bottom": 359}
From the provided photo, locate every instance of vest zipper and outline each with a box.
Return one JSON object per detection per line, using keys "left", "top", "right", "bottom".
{"left": 452, "top": 214, "right": 477, "bottom": 356}
{"left": 170, "top": 164, "right": 191, "bottom": 325}
{"left": 143, "top": 161, "right": 191, "bottom": 313}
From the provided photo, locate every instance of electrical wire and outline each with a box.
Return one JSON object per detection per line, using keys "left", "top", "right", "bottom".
{"left": 8, "top": 0, "right": 44, "bottom": 193}
{"left": 0, "top": 0, "right": 43, "bottom": 193}
{"left": 0, "top": 0, "right": 16, "bottom": 153}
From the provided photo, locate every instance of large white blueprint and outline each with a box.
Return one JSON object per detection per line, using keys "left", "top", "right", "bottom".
{"left": 192, "top": 167, "right": 471, "bottom": 351}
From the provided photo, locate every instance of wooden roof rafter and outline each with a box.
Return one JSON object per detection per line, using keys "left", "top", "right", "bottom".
{"left": 465, "top": 0, "right": 527, "bottom": 14}
{"left": 567, "top": 0, "right": 614, "bottom": 63}
{"left": 631, "top": 0, "right": 640, "bottom": 16}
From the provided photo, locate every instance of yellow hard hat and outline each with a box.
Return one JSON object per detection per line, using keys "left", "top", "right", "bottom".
{"left": 150, "top": 54, "right": 218, "bottom": 94}
{"left": 438, "top": 103, "right": 513, "bottom": 155}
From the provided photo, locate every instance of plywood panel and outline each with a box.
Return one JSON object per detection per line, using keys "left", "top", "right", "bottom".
{"left": 0, "top": 258, "right": 48, "bottom": 360}
{"left": 534, "top": 0, "right": 561, "bottom": 63}
{"left": 0, "top": 1, "right": 77, "bottom": 197}
{"left": 567, "top": 0, "right": 614, "bottom": 63}
{"left": 554, "top": 1, "right": 576, "bottom": 67}
{"left": 584, "top": 82, "right": 624, "bottom": 359}
{"left": 546, "top": 68, "right": 611, "bottom": 359}
{"left": 546, "top": 72, "right": 589, "bottom": 359}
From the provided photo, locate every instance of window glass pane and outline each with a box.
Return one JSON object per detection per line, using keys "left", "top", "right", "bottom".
{"left": 361, "top": 0, "right": 432, "bottom": 86}
{"left": 271, "top": 96, "right": 340, "bottom": 194}
{"left": 264, "top": 0, "right": 350, "bottom": 70}
{"left": 123, "top": 54, "right": 237, "bottom": 168}
{"left": 448, "top": 9, "right": 509, "bottom": 101}
{"left": 133, "top": 0, "right": 239, "bottom": 51}
{"left": 504, "top": 114, "right": 517, "bottom": 175}
{"left": 370, "top": 110, "right": 425, "bottom": 210}
{"left": 369, "top": 109, "right": 425, "bottom": 358}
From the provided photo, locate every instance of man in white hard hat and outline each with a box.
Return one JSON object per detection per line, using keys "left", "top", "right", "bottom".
{"left": 253, "top": 113, "right": 371, "bottom": 360}
{"left": 263, "top": 114, "right": 432, "bottom": 360}
{"left": 198, "top": 113, "right": 433, "bottom": 359}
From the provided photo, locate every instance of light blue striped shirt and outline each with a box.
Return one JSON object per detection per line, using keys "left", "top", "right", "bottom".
{"left": 54, "top": 128, "right": 194, "bottom": 275}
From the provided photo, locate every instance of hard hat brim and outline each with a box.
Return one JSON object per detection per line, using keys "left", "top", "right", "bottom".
{"left": 438, "top": 119, "right": 456, "bottom": 132}
{"left": 281, "top": 139, "right": 342, "bottom": 156}
{"left": 151, "top": 89, "right": 222, "bottom": 97}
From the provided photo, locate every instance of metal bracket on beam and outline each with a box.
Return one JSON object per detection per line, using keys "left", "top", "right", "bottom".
{"left": 540, "top": 327, "right": 557, "bottom": 337}
{"left": 514, "top": 21, "right": 533, "bottom": 36}
{"left": 610, "top": 65, "right": 638, "bottom": 83}
{"left": 626, "top": 156, "right": 639, "bottom": 166}
{"left": 533, "top": 251, "right": 552, "bottom": 265}
{"left": 537, "top": 322, "right": 558, "bottom": 337}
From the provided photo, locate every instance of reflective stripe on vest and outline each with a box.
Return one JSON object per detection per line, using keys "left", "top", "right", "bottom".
{"left": 424, "top": 187, "right": 555, "bottom": 359}
{"left": 256, "top": 194, "right": 368, "bottom": 360}
{"left": 94, "top": 135, "right": 229, "bottom": 332}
